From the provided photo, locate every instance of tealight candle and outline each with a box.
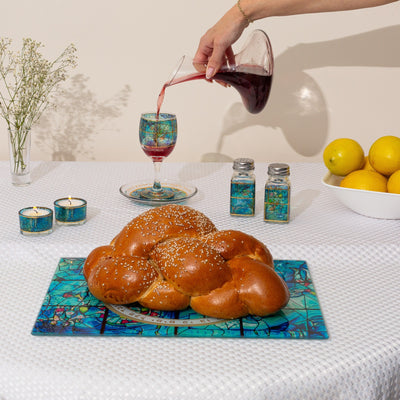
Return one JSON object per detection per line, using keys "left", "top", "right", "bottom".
{"left": 54, "top": 197, "right": 87, "bottom": 225}
{"left": 19, "top": 207, "right": 53, "bottom": 236}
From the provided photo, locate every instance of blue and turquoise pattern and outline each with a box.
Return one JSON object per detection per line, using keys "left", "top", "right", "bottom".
{"left": 264, "top": 185, "right": 290, "bottom": 222}
{"left": 19, "top": 207, "right": 53, "bottom": 235}
{"left": 139, "top": 112, "right": 177, "bottom": 149}
{"left": 54, "top": 199, "right": 87, "bottom": 224}
{"left": 32, "top": 258, "right": 328, "bottom": 339}
{"left": 230, "top": 181, "right": 255, "bottom": 216}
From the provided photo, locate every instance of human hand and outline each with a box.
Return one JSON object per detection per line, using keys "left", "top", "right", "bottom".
{"left": 193, "top": 7, "right": 249, "bottom": 79}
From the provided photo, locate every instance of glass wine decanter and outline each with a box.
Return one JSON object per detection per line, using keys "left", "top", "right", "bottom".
{"left": 157, "top": 29, "right": 274, "bottom": 115}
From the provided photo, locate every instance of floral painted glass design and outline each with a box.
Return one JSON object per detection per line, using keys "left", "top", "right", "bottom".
{"left": 264, "top": 185, "right": 290, "bottom": 222}
{"left": 264, "top": 163, "right": 291, "bottom": 223}
{"left": 32, "top": 258, "right": 328, "bottom": 339}
{"left": 138, "top": 112, "right": 177, "bottom": 200}
{"left": 230, "top": 158, "right": 256, "bottom": 216}
{"left": 230, "top": 180, "right": 256, "bottom": 216}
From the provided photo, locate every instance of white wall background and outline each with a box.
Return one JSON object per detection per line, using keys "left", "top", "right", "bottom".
{"left": 1, "top": 0, "right": 399, "bottom": 164}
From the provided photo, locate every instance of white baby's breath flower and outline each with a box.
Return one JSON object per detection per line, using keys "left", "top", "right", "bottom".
{"left": 0, "top": 37, "right": 77, "bottom": 174}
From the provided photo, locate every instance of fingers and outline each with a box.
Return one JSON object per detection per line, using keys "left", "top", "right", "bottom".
{"left": 225, "top": 46, "right": 236, "bottom": 67}
{"left": 193, "top": 33, "right": 213, "bottom": 65}
{"left": 205, "top": 40, "right": 229, "bottom": 79}
{"left": 194, "top": 9, "right": 247, "bottom": 79}
{"left": 194, "top": 36, "right": 226, "bottom": 80}
{"left": 215, "top": 79, "right": 230, "bottom": 88}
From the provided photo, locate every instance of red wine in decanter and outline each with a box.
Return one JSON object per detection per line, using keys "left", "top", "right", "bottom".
{"left": 156, "top": 65, "right": 272, "bottom": 115}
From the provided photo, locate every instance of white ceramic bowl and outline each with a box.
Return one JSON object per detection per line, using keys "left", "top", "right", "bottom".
{"left": 322, "top": 172, "right": 400, "bottom": 219}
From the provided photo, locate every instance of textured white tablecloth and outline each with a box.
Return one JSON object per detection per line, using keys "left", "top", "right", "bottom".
{"left": 1, "top": 161, "right": 399, "bottom": 400}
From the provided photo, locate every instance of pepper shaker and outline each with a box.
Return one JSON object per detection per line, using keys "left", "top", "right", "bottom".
{"left": 264, "top": 163, "right": 290, "bottom": 223}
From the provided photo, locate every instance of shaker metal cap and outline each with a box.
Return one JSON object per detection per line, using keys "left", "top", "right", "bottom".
{"left": 233, "top": 158, "right": 255, "bottom": 171}
{"left": 268, "top": 163, "right": 290, "bottom": 176}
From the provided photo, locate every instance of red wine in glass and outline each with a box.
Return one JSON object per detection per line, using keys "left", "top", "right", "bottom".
{"left": 141, "top": 144, "right": 176, "bottom": 162}
{"left": 157, "top": 65, "right": 272, "bottom": 116}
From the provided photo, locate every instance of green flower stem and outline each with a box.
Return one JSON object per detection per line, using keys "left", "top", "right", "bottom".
{"left": 8, "top": 127, "right": 29, "bottom": 174}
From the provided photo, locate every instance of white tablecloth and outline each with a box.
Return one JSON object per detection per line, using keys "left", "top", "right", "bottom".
{"left": 1, "top": 161, "right": 399, "bottom": 400}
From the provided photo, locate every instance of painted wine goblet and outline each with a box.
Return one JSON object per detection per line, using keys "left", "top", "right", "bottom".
{"left": 120, "top": 113, "right": 197, "bottom": 204}
{"left": 139, "top": 112, "right": 177, "bottom": 199}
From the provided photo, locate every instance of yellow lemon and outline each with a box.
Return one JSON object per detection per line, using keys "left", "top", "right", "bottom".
{"left": 361, "top": 156, "right": 376, "bottom": 172}
{"left": 368, "top": 135, "right": 400, "bottom": 176}
{"left": 323, "top": 138, "right": 365, "bottom": 176}
{"left": 387, "top": 170, "right": 400, "bottom": 194}
{"left": 340, "top": 170, "right": 387, "bottom": 192}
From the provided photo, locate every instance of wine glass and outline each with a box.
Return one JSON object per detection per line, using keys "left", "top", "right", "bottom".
{"left": 139, "top": 112, "right": 177, "bottom": 199}
{"left": 119, "top": 112, "right": 197, "bottom": 204}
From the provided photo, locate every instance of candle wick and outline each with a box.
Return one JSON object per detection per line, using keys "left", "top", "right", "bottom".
{"left": 68, "top": 198, "right": 72, "bottom": 205}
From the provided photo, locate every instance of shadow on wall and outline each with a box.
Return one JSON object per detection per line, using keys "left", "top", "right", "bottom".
{"left": 202, "top": 25, "right": 400, "bottom": 162}
{"left": 34, "top": 74, "right": 131, "bottom": 161}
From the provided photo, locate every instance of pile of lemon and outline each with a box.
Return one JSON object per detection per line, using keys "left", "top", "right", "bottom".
{"left": 323, "top": 135, "right": 400, "bottom": 194}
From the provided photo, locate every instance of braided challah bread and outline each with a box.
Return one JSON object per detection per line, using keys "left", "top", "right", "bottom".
{"left": 83, "top": 204, "right": 289, "bottom": 319}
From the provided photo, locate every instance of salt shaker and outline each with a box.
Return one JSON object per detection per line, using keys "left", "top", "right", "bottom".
{"left": 230, "top": 158, "right": 255, "bottom": 216}
{"left": 264, "top": 163, "right": 290, "bottom": 223}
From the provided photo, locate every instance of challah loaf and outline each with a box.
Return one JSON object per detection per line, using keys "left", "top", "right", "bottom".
{"left": 83, "top": 204, "right": 289, "bottom": 319}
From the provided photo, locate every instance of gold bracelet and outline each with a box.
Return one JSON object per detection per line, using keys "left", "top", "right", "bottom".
{"left": 237, "top": 0, "right": 254, "bottom": 24}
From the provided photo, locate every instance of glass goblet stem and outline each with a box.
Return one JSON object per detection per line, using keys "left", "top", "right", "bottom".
{"left": 151, "top": 160, "right": 163, "bottom": 192}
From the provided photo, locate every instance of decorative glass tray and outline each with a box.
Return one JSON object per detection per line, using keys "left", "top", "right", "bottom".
{"left": 32, "top": 258, "right": 328, "bottom": 339}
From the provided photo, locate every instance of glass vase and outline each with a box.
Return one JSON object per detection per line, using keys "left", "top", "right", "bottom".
{"left": 8, "top": 127, "right": 31, "bottom": 186}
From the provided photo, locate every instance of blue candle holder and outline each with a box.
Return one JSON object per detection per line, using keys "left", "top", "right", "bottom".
{"left": 19, "top": 207, "right": 53, "bottom": 236}
{"left": 54, "top": 197, "right": 87, "bottom": 225}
